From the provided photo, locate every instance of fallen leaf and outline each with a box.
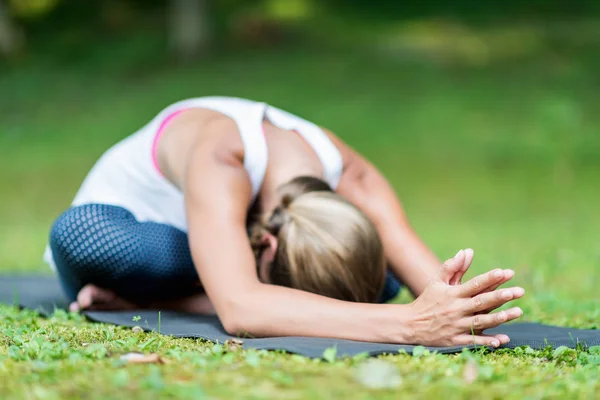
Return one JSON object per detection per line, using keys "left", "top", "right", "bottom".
{"left": 354, "top": 359, "right": 402, "bottom": 389}
{"left": 119, "top": 352, "right": 169, "bottom": 365}
{"left": 463, "top": 360, "right": 478, "bottom": 384}
{"left": 225, "top": 338, "right": 244, "bottom": 352}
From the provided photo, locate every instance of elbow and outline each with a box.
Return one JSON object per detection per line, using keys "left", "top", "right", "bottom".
{"left": 220, "top": 311, "right": 248, "bottom": 336}
{"left": 217, "top": 291, "right": 260, "bottom": 336}
{"left": 221, "top": 309, "right": 263, "bottom": 337}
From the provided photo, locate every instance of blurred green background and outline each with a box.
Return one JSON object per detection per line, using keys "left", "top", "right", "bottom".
{"left": 1, "top": 0, "right": 599, "bottom": 324}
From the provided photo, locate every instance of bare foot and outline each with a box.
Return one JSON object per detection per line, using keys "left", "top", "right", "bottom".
{"left": 69, "top": 284, "right": 137, "bottom": 312}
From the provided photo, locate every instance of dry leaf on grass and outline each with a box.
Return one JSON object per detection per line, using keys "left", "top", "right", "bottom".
{"left": 119, "top": 352, "right": 169, "bottom": 365}
{"left": 131, "top": 326, "right": 143, "bottom": 333}
{"left": 225, "top": 338, "right": 244, "bottom": 352}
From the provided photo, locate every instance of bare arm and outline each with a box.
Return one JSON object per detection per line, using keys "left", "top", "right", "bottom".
{"left": 68, "top": 117, "right": 522, "bottom": 346}
{"left": 169, "top": 118, "right": 523, "bottom": 347}
{"left": 183, "top": 119, "right": 412, "bottom": 342}
{"left": 324, "top": 129, "right": 444, "bottom": 297}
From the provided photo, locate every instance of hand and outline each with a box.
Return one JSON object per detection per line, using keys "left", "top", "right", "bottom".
{"left": 446, "top": 249, "right": 516, "bottom": 313}
{"left": 69, "top": 284, "right": 137, "bottom": 312}
{"left": 408, "top": 252, "right": 525, "bottom": 347}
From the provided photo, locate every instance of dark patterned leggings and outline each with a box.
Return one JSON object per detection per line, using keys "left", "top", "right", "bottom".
{"left": 49, "top": 204, "right": 401, "bottom": 304}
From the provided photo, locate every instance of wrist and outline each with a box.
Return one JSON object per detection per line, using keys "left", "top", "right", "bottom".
{"left": 373, "top": 303, "right": 416, "bottom": 344}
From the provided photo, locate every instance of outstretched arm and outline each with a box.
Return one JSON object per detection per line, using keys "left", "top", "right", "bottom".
{"left": 183, "top": 118, "right": 412, "bottom": 342}
{"left": 324, "top": 129, "right": 467, "bottom": 297}
{"left": 182, "top": 118, "right": 522, "bottom": 346}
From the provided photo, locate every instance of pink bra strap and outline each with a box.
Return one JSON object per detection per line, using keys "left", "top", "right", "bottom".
{"left": 151, "top": 109, "right": 189, "bottom": 176}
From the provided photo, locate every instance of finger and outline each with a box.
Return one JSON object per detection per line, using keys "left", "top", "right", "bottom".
{"left": 450, "top": 248, "right": 474, "bottom": 285}
{"left": 492, "top": 334, "right": 510, "bottom": 345}
{"left": 469, "top": 287, "right": 525, "bottom": 313}
{"left": 458, "top": 248, "right": 475, "bottom": 283}
{"left": 464, "top": 307, "right": 524, "bottom": 331}
{"left": 476, "top": 270, "right": 517, "bottom": 315}
{"left": 458, "top": 268, "right": 512, "bottom": 297}
{"left": 440, "top": 249, "right": 466, "bottom": 283}
{"left": 479, "top": 269, "right": 515, "bottom": 294}
{"left": 453, "top": 334, "right": 502, "bottom": 348}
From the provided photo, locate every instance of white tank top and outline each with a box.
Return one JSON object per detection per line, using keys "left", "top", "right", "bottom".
{"left": 43, "top": 97, "right": 343, "bottom": 270}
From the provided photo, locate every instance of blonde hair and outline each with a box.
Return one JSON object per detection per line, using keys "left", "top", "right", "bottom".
{"left": 249, "top": 177, "right": 386, "bottom": 303}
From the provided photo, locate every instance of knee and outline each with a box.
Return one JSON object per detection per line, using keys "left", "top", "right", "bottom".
{"left": 49, "top": 207, "right": 81, "bottom": 259}
{"left": 48, "top": 206, "right": 91, "bottom": 288}
{"left": 49, "top": 204, "right": 108, "bottom": 263}
{"left": 50, "top": 204, "right": 148, "bottom": 277}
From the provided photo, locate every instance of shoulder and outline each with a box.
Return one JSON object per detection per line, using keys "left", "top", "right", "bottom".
{"left": 174, "top": 109, "right": 246, "bottom": 167}
{"left": 184, "top": 112, "right": 254, "bottom": 207}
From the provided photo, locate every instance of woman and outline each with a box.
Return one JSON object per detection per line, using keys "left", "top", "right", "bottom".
{"left": 45, "top": 97, "right": 524, "bottom": 347}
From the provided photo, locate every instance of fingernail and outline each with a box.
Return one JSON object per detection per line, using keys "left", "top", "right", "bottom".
{"left": 501, "top": 290, "right": 511, "bottom": 299}
{"left": 514, "top": 287, "right": 525, "bottom": 297}
{"left": 497, "top": 312, "right": 506, "bottom": 322}
{"left": 504, "top": 269, "right": 515, "bottom": 278}
{"left": 506, "top": 337, "right": 510, "bottom": 343}
{"left": 515, "top": 307, "right": 523, "bottom": 317}
{"left": 454, "top": 249, "right": 464, "bottom": 259}
{"left": 491, "top": 340, "right": 500, "bottom": 347}
{"left": 494, "top": 270, "right": 503, "bottom": 279}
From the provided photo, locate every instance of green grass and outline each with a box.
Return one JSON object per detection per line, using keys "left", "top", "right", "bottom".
{"left": 1, "top": 21, "right": 600, "bottom": 399}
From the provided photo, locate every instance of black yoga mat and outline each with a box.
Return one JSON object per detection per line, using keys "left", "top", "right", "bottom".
{"left": 1, "top": 275, "right": 599, "bottom": 358}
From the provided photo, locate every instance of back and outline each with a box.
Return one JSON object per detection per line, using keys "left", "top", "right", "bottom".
{"left": 43, "top": 97, "right": 343, "bottom": 270}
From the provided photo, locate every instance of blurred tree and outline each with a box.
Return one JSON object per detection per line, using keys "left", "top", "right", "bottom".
{"left": 169, "top": 0, "right": 210, "bottom": 60}
{"left": 265, "top": 0, "right": 313, "bottom": 20}
{"left": 0, "top": 0, "right": 23, "bottom": 57}
{"left": 225, "top": 0, "right": 314, "bottom": 48}
{"left": 9, "top": 0, "right": 59, "bottom": 19}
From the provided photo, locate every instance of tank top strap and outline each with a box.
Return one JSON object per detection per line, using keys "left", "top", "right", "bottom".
{"left": 232, "top": 101, "right": 269, "bottom": 200}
